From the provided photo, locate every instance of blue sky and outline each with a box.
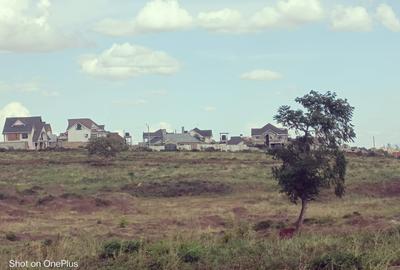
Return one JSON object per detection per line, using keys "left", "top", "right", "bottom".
{"left": 0, "top": 0, "right": 399, "bottom": 147}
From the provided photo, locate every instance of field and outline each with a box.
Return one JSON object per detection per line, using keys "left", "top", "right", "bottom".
{"left": 1, "top": 150, "right": 400, "bottom": 269}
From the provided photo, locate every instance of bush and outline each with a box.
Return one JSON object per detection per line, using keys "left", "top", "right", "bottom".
{"left": 122, "top": 240, "right": 141, "bottom": 254}
{"left": 86, "top": 137, "right": 126, "bottom": 158}
{"left": 310, "top": 251, "right": 363, "bottom": 270}
{"left": 178, "top": 243, "right": 203, "bottom": 263}
{"left": 101, "top": 240, "right": 122, "bottom": 259}
{"left": 5, "top": 232, "right": 18, "bottom": 241}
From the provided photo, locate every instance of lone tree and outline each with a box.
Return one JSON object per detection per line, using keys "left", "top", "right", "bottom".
{"left": 270, "top": 91, "right": 356, "bottom": 232}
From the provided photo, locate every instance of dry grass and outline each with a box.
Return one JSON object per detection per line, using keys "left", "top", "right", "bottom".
{"left": 0, "top": 150, "right": 400, "bottom": 269}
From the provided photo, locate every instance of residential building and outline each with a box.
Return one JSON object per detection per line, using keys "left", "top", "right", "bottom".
{"left": 1, "top": 116, "right": 53, "bottom": 150}
{"left": 251, "top": 123, "right": 288, "bottom": 149}
{"left": 189, "top": 128, "right": 213, "bottom": 143}
{"left": 66, "top": 118, "right": 107, "bottom": 143}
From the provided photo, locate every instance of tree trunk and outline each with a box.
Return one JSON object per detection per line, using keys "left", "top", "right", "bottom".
{"left": 295, "top": 199, "right": 308, "bottom": 232}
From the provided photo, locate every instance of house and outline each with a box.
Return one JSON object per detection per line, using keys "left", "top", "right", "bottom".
{"left": 142, "top": 129, "right": 167, "bottom": 145}
{"left": 142, "top": 128, "right": 203, "bottom": 151}
{"left": 251, "top": 123, "right": 288, "bottom": 149}
{"left": 226, "top": 136, "right": 250, "bottom": 152}
{"left": 66, "top": 118, "right": 107, "bottom": 143}
{"left": 189, "top": 128, "right": 213, "bottom": 143}
{"left": 1, "top": 116, "right": 53, "bottom": 150}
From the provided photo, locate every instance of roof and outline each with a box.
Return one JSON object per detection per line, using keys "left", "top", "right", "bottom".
{"left": 143, "top": 129, "right": 166, "bottom": 139}
{"left": 165, "top": 133, "right": 202, "bottom": 144}
{"left": 3, "top": 116, "right": 43, "bottom": 134}
{"left": 44, "top": 123, "right": 52, "bottom": 133}
{"left": 67, "top": 118, "right": 103, "bottom": 130}
{"left": 191, "top": 128, "right": 212, "bottom": 138}
{"left": 251, "top": 123, "right": 288, "bottom": 136}
{"left": 227, "top": 136, "right": 245, "bottom": 145}
{"left": 151, "top": 133, "right": 202, "bottom": 145}
{"left": 32, "top": 122, "right": 46, "bottom": 142}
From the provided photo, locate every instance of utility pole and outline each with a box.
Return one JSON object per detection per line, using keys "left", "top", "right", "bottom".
{"left": 146, "top": 123, "right": 150, "bottom": 147}
{"left": 373, "top": 136, "right": 376, "bottom": 149}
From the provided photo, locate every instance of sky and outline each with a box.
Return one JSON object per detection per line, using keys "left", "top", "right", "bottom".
{"left": 0, "top": 0, "right": 399, "bottom": 147}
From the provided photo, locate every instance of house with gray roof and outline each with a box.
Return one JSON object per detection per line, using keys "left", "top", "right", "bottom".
{"left": 189, "top": 128, "right": 213, "bottom": 143}
{"left": 2, "top": 116, "right": 53, "bottom": 150}
{"left": 251, "top": 123, "right": 288, "bottom": 149}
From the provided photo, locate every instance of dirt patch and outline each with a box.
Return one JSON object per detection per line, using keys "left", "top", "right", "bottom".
{"left": 350, "top": 179, "right": 400, "bottom": 197}
{"left": 122, "top": 180, "right": 232, "bottom": 197}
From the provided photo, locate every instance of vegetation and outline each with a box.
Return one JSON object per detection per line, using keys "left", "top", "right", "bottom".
{"left": 86, "top": 136, "right": 126, "bottom": 158}
{"left": 271, "top": 91, "right": 356, "bottom": 232}
{"left": 0, "top": 150, "right": 400, "bottom": 269}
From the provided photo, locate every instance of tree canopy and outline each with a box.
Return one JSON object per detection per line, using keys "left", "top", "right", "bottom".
{"left": 270, "top": 91, "right": 356, "bottom": 231}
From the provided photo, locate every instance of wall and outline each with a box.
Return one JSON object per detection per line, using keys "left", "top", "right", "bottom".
{"left": 0, "top": 141, "right": 28, "bottom": 150}
{"left": 68, "top": 124, "right": 91, "bottom": 142}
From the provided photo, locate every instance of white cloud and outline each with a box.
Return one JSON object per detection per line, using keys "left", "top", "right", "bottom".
{"left": 0, "top": 102, "right": 30, "bottom": 128}
{"left": 0, "top": 0, "right": 79, "bottom": 52}
{"left": 197, "top": 9, "right": 245, "bottom": 33}
{"left": 241, "top": 69, "right": 283, "bottom": 81}
{"left": 331, "top": 6, "right": 372, "bottom": 32}
{"left": 0, "top": 80, "right": 60, "bottom": 96}
{"left": 203, "top": 106, "right": 216, "bottom": 112}
{"left": 376, "top": 4, "right": 400, "bottom": 32}
{"left": 95, "top": 0, "right": 193, "bottom": 36}
{"left": 251, "top": 0, "right": 324, "bottom": 29}
{"left": 80, "top": 43, "right": 180, "bottom": 80}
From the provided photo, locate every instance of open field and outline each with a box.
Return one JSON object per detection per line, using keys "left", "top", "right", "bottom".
{"left": 1, "top": 151, "right": 400, "bottom": 269}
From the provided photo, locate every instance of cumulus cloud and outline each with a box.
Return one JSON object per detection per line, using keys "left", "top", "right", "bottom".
{"left": 376, "top": 4, "right": 400, "bottom": 32}
{"left": 0, "top": 102, "right": 30, "bottom": 128}
{"left": 94, "top": 0, "right": 193, "bottom": 36}
{"left": 331, "top": 6, "right": 372, "bottom": 32}
{"left": 250, "top": 0, "right": 324, "bottom": 29}
{"left": 0, "top": 0, "right": 80, "bottom": 52}
{"left": 241, "top": 70, "right": 283, "bottom": 81}
{"left": 197, "top": 9, "right": 245, "bottom": 33}
{"left": 80, "top": 43, "right": 180, "bottom": 80}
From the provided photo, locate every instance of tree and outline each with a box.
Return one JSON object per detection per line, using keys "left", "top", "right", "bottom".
{"left": 86, "top": 136, "right": 126, "bottom": 159}
{"left": 270, "top": 91, "right": 356, "bottom": 232}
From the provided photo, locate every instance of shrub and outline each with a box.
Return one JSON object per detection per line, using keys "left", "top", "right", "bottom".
{"left": 101, "top": 240, "right": 122, "bottom": 259}
{"left": 122, "top": 240, "right": 141, "bottom": 254}
{"left": 86, "top": 137, "right": 126, "bottom": 158}
{"left": 310, "top": 251, "right": 363, "bottom": 270}
{"left": 253, "top": 220, "right": 273, "bottom": 231}
{"left": 5, "top": 232, "right": 18, "bottom": 241}
{"left": 178, "top": 243, "right": 203, "bottom": 263}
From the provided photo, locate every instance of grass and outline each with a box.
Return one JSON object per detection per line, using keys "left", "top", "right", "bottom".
{"left": 0, "top": 150, "right": 400, "bottom": 269}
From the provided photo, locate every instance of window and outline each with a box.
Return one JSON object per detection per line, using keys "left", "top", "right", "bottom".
{"left": 76, "top": 123, "right": 82, "bottom": 130}
{"left": 85, "top": 134, "right": 89, "bottom": 138}
{"left": 22, "top": 133, "right": 28, "bottom": 139}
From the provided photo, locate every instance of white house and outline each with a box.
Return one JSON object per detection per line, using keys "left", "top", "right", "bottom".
{"left": 66, "top": 118, "right": 107, "bottom": 143}
{"left": 1, "top": 116, "right": 52, "bottom": 150}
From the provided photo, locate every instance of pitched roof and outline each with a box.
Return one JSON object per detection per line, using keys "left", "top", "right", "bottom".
{"left": 251, "top": 123, "right": 288, "bottom": 136}
{"left": 192, "top": 128, "right": 212, "bottom": 137}
{"left": 67, "top": 118, "right": 103, "bottom": 130}
{"left": 164, "top": 133, "right": 202, "bottom": 144}
{"left": 3, "top": 116, "right": 43, "bottom": 134}
{"left": 44, "top": 123, "right": 52, "bottom": 133}
{"left": 32, "top": 122, "right": 46, "bottom": 142}
{"left": 143, "top": 129, "right": 166, "bottom": 139}
{"left": 227, "top": 136, "right": 245, "bottom": 145}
